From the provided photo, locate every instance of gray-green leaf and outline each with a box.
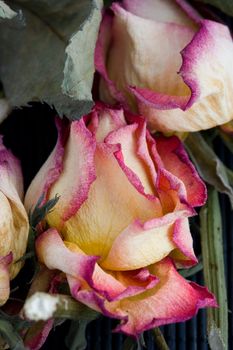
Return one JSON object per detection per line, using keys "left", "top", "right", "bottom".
{"left": 196, "top": 0, "right": 233, "bottom": 16}
{"left": 185, "top": 133, "right": 233, "bottom": 208}
{"left": 0, "top": 1, "right": 16, "bottom": 19}
{"left": 200, "top": 188, "right": 228, "bottom": 350}
{"left": 0, "top": 0, "right": 103, "bottom": 119}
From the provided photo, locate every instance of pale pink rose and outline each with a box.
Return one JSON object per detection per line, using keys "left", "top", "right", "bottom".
{"left": 95, "top": 0, "right": 233, "bottom": 132}
{"left": 25, "top": 104, "right": 216, "bottom": 336}
{"left": 0, "top": 138, "right": 29, "bottom": 305}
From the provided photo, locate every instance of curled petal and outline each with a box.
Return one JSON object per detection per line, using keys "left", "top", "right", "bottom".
{"left": 114, "top": 258, "right": 217, "bottom": 336}
{"left": 96, "top": 3, "right": 195, "bottom": 110}
{"left": 36, "top": 230, "right": 158, "bottom": 308}
{"left": 106, "top": 117, "right": 158, "bottom": 197}
{"left": 48, "top": 119, "right": 96, "bottom": 225}
{"left": 57, "top": 142, "right": 162, "bottom": 258}
{"left": 170, "top": 218, "right": 197, "bottom": 267}
{"left": 36, "top": 228, "right": 98, "bottom": 282}
{"left": 135, "top": 20, "right": 233, "bottom": 132}
{"left": 102, "top": 213, "right": 197, "bottom": 271}
{"left": 155, "top": 135, "right": 207, "bottom": 206}
{"left": 87, "top": 104, "right": 126, "bottom": 142}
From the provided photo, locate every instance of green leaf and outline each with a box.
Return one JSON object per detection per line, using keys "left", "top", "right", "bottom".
{"left": 185, "top": 133, "right": 233, "bottom": 208}
{"left": 179, "top": 260, "right": 203, "bottom": 278}
{"left": 219, "top": 130, "right": 233, "bottom": 155}
{"left": 0, "top": 318, "right": 25, "bottom": 350}
{"left": 200, "top": 188, "right": 228, "bottom": 350}
{"left": 0, "top": 1, "right": 16, "bottom": 19}
{"left": 29, "top": 193, "right": 60, "bottom": 229}
{"left": 196, "top": 0, "right": 233, "bottom": 16}
{"left": 0, "top": 0, "right": 103, "bottom": 119}
{"left": 65, "top": 320, "right": 91, "bottom": 350}
{"left": 152, "top": 328, "right": 169, "bottom": 350}
{"left": 123, "top": 337, "right": 143, "bottom": 350}
{"left": 123, "top": 337, "right": 137, "bottom": 350}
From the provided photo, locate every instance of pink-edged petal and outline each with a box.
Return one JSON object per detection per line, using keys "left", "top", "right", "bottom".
{"left": 170, "top": 218, "right": 197, "bottom": 267}
{"left": 97, "top": 3, "right": 195, "bottom": 110}
{"left": 0, "top": 139, "right": 29, "bottom": 278}
{"left": 36, "top": 228, "right": 98, "bottom": 282}
{"left": 102, "top": 208, "right": 197, "bottom": 271}
{"left": 106, "top": 118, "right": 158, "bottom": 197}
{"left": 87, "top": 103, "right": 127, "bottom": 142}
{"left": 147, "top": 133, "right": 196, "bottom": 214}
{"left": 95, "top": 12, "right": 127, "bottom": 105}
{"left": 136, "top": 20, "right": 233, "bottom": 132}
{"left": 114, "top": 257, "right": 217, "bottom": 336}
{"left": 101, "top": 219, "right": 175, "bottom": 270}
{"left": 24, "top": 319, "right": 54, "bottom": 350}
{"left": 0, "top": 253, "right": 12, "bottom": 305}
{"left": 47, "top": 119, "right": 96, "bottom": 225}
{"left": 36, "top": 232, "right": 158, "bottom": 316}
{"left": 68, "top": 266, "right": 159, "bottom": 318}
{"left": 65, "top": 242, "right": 158, "bottom": 302}
{"left": 59, "top": 142, "right": 163, "bottom": 259}
{"left": 155, "top": 135, "right": 206, "bottom": 206}
{"left": 24, "top": 119, "right": 66, "bottom": 212}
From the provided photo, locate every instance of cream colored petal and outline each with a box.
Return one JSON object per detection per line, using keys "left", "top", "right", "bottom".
{"left": 103, "top": 4, "right": 195, "bottom": 109}
{"left": 50, "top": 143, "right": 162, "bottom": 260}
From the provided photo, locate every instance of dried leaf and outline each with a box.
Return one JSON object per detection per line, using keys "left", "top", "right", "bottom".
{"left": 0, "top": 1, "right": 16, "bottom": 19}
{"left": 200, "top": 188, "right": 228, "bottom": 350}
{"left": 196, "top": 0, "right": 233, "bottom": 16}
{"left": 185, "top": 133, "right": 233, "bottom": 208}
{"left": 0, "top": 0, "right": 103, "bottom": 119}
{"left": 65, "top": 320, "right": 91, "bottom": 350}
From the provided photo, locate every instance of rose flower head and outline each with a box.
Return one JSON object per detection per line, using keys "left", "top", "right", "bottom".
{"left": 25, "top": 104, "right": 216, "bottom": 336}
{"left": 95, "top": 0, "right": 233, "bottom": 132}
{"left": 0, "top": 138, "right": 29, "bottom": 305}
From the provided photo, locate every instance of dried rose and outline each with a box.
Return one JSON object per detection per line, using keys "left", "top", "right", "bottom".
{"left": 95, "top": 0, "right": 233, "bottom": 132}
{"left": 25, "top": 105, "right": 216, "bottom": 336}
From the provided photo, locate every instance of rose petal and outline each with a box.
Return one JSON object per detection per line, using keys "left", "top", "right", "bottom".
{"left": 0, "top": 139, "right": 29, "bottom": 278}
{"left": 135, "top": 20, "right": 233, "bottom": 132}
{"left": 59, "top": 142, "right": 163, "bottom": 259}
{"left": 106, "top": 118, "right": 157, "bottom": 196}
{"left": 155, "top": 135, "right": 207, "bottom": 206}
{"left": 95, "top": 13, "right": 127, "bottom": 105}
{"left": 97, "top": 3, "right": 195, "bottom": 110}
{"left": 101, "top": 220, "right": 175, "bottom": 270}
{"left": 122, "top": 0, "right": 198, "bottom": 25}
{"left": 36, "top": 228, "right": 98, "bottom": 282}
{"left": 114, "top": 257, "right": 217, "bottom": 336}
{"left": 170, "top": 218, "right": 197, "bottom": 267}
{"left": 67, "top": 240, "right": 158, "bottom": 302}
{"left": 87, "top": 104, "right": 127, "bottom": 142}
{"left": 47, "top": 119, "right": 96, "bottom": 226}
{"left": 36, "top": 230, "right": 158, "bottom": 306}
{"left": 24, "top": 320, "right": 54, "bottom": 350}
{"left": 102, "top": 212, "right": 197, "bottom": 270}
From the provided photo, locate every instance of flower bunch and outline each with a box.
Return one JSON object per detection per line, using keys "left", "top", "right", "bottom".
{"left": 0, "top": 0, "right": 232, "bottom": 349}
